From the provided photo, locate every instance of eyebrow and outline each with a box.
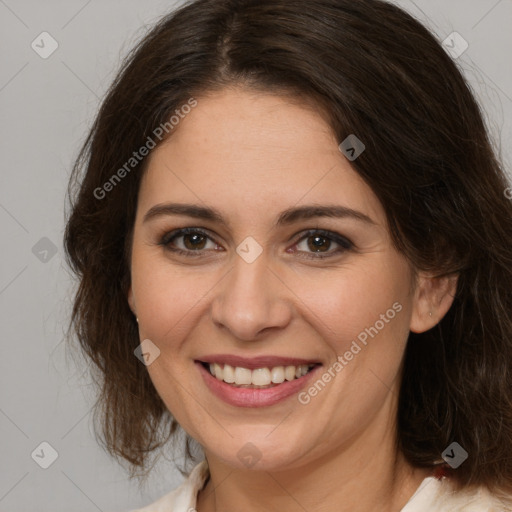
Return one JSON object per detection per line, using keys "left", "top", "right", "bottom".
{"left": 143, "top": 202, "right": 376, "bottom": 228}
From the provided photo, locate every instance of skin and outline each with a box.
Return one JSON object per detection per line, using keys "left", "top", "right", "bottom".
{"left": 127, "top": 87, "right": 458, "bottom": 512}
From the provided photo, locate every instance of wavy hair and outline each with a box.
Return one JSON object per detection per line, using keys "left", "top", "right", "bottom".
{"left": 64, "top": 0, "right": 512, "bottom": 498}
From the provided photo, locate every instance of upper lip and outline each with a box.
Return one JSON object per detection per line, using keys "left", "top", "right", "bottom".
{"left": 196, "top": 354, "right": 321, "bottom": 370}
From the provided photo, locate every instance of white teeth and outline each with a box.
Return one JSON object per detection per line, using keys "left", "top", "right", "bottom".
{"left": 214, "top": 363, "right": 223, "bottom": 380}
{"left": 252, "top": 368, "right": 271, "bottom": 386}
{"left": 223, "top": 364, "right": 235, "bottom": 383}
{"left": 206, "top": 363, "right": 314, "bottom": 386}
{"left": 270, "top": 366, "right": 285, "bottom": 383}
{"left": 234, "top": 366, "right": 252, "bottom": 385}
{"left": 285, "top": 365, "right": 296, "bottom": 381}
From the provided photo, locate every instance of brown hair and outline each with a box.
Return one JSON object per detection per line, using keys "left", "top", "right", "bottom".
{"left": 63, "top": 0, "right": 512, "bottom": 498}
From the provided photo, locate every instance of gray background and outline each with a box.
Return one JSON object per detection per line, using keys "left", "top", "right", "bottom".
{"left": 1, "top": 1, "right": 511, "bottom": 511}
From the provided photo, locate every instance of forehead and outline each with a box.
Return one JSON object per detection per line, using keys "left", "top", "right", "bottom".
{"left": 137, "top": 87, "right": 385, "bottom": 228}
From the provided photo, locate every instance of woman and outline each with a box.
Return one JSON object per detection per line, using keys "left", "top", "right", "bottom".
{"left": 63, "top": 0, "right": 512, "bottom": 510}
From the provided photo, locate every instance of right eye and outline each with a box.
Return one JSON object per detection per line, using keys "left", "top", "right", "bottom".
{"left": 159, "top": 227, "right": 222, "bottom": 256}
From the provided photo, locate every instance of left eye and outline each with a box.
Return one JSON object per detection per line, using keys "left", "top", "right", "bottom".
{"left": 160, "top": 228, "right": 353, "bottom": 259}
{"left": 292, "top": 230, "right": 352, "bottom": 258}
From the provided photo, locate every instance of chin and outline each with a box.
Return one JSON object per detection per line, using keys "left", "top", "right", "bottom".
{"left": 206, "top": 436, "right": 312, "bottom": 472}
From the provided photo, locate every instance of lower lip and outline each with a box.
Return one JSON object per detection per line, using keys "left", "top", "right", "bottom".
{"left": 195, "top": 362, "right": 322, "bottom": 408}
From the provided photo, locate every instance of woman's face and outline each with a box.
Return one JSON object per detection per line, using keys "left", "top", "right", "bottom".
{"left": 128, "top": 87, "right": 426, "bottom": 471}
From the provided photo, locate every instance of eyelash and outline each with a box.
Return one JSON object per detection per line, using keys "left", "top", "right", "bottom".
{"left": 158, "top": 227, "right": 354, "bottom": 259}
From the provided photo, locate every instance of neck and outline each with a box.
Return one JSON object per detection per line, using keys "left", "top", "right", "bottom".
{"left": 196, "top": 398, "right": 432, "bottom": 512}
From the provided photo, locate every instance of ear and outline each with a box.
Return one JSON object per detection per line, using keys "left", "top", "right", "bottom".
{"left": 409, "top": 272, "right": 458, "bottom": 333}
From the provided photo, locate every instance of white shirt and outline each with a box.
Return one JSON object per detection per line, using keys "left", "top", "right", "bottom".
{"left": 129, "top": 459, "right": 512, "bottom": 511}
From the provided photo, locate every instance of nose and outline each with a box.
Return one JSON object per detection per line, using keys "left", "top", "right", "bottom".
{"left": 210, "top": 250, "right": 293, "bottom": 341}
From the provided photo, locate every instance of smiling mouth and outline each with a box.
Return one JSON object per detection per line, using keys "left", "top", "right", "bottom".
{"left": 199, "top": 361, "right": 320, "bottom": 388}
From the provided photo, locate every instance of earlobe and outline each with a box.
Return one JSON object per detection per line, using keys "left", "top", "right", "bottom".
{"left": 409, "top": 273, "right": 458, "bottom": 333}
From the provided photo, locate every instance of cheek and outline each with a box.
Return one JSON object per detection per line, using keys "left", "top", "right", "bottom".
{"left": 132, "top": 244, "right": 413, "bottom": 354}
{"left": 130, "top": 251, "right": 213, "bottom": 425}
{"left": 294, "top": 258, "right": 412, "bottom": 353}
{"left": 131, "top": 245, "right": 217, "bottom": 336}
{"left": 293, "top": 261, "right": 413, "bottom": 439}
